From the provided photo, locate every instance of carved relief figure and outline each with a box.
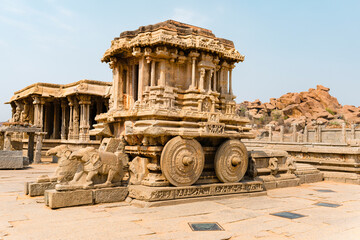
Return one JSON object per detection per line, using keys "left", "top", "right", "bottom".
{"left": 65, "top": 147, "right": 125, "bottom": 189}
{"left": 269, "top": 157, "right": 279, "bottom": 175}
{"left": 42, "top": 145, "right": 80, "bottom": 183}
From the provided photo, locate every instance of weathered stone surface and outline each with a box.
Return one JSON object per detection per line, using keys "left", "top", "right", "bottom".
{"left": 0, "top": 150, "right": 25, "bottom": 169}
{"left": 27, "top": 182, "right": 57, "bottom": 197}
{"left": 93, "top": 187, "right": 128, "bottom": 204}
{"left": 45, "top": 189, "right": 93, "bottom": 209}
{"left": 45, "top": 186, "right": 128, "bottom": 209}
{"left": 56, "top": 147, "right": 125, "bottom": 190}
{"left": 129, "top": 181, "right": 264, "bottom": 202}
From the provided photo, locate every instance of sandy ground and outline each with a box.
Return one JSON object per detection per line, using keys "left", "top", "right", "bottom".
{"left": 1, "top": 164, "right": 360, "bottom": 240}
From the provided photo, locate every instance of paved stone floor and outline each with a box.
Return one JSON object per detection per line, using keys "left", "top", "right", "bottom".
{"left": 0, "top": 164, "right": 360, "bottom": 240}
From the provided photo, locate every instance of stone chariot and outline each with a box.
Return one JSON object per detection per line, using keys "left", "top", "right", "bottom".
{"left": 94, "top": 20, "right": 255, "bottom": 188}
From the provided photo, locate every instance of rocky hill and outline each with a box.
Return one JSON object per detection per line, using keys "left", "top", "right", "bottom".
{"left": 238, "top": 85, "right": 360, "bottom": 130}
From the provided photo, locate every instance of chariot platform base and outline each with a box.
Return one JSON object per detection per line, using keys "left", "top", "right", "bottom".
{"left": 128, "top": 180, "right": 265, "bottom": 207}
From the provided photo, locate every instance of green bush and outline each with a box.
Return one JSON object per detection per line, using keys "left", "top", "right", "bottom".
{"left": 325, "top": 108, "right": 335, "bottom": 115}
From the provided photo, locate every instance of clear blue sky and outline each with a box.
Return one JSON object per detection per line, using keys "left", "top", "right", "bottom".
{"left": 1, "top": 0, "right": 359, "bottom": 121}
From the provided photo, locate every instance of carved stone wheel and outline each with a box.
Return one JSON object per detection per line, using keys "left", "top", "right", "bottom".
{"left": 214, "top": 139, "right": 248, "bottom": 183}
{"left": 160, "top": 136, "right": 205, "bottom": 187}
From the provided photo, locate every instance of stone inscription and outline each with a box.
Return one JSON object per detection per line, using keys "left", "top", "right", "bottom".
{"left": 150, "top": 190, "right": 173, "bottom": 201}
{"left": 175, "top": 186, "right": 211, "bottom": 199}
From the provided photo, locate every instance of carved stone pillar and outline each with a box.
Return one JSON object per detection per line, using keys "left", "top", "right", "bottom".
{"left": 138, "top": 57, "right": 146, "bottom": 100}
{"left": 72, "top": 98, "right": 80, "bottom": 140}
{"left": 351, "top": 124, "right": 356, "bottom": 140}
{"left": 67, "top": 96, "right": 74, "bottom": 140}
{"left": 3, "top": 132, "right": 12, "bottom": 151}
{"left": 199, "top": 68, "right": 205, "bottom": 92}
{"left": 143, "top": 57, "right": 150, "bottom": 88}
{"left": 208, "top": 69, "right": 213, "bottom": 92}
{"left": 32, "top": 96, "right": 45, "bottom": 129}
{"left": 268, "top": 124, "right": 273, "bottom": 142}
{"left": 27, "top": 132, "right": 35, "bottom": 163}
{"left": 159, "top": 60, "right": 166, "bottom": 87}
{"left": 280, "top": 126, "right": 284, "bottom": 142}
{"left": 52, "top": 101, "right": 60, "bottom": 139}
{"left": 342, "top": 122, "right": 347, "bottom": 143}
{"left": 150, "top": 60, "right": 156, "bottom": 87}
{"left": 303, "top": 126, "right": 308, "bottom": 142}
{"left": 229, "top": 64, "right": 234, "bottom": 95}
{"left": 109, "top": 58, "right": 120, "bottom": 110}
{"left": 34, "top": 132, "right": 45, "bottom": 163}
{"left": 61, "top": 99, "right": 67, "bottom": 140}
{"left": 189, "top": 52, "right": 199, "bottom": 90}
{"left": 213, "top": 58, "right": 220, "bottom": 92}
{"left": 22, "top": 99, "right": 30, "bottom": 124}
{"left": 221, "top": 62, "right": 229, "bottom": 94}
{"left": 79, "top": 95, "right": 91, "bottom": 142}
{"left": 291, "top": 123, "right": 297, "bottom": 142}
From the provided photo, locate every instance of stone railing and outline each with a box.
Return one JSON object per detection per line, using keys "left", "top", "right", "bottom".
{"left": 263, "top": 123, "right": 360, "bottom": 145}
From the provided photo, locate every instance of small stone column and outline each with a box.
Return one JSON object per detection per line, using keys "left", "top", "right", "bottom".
{"left": 52, "top": 101, "right": 60, "bottom": 139}
{"left": 79, "top": 95, "right": 91, "bottom": 142}
{"left": 291, "top": 123, "right": 297, "bottom": 142}
{"left": 60, "top": 100, "right": 67, "bottom": 140}
{"left": 67, "top": 97, "right": 74, "bottom": 140}
{"left": 267, "top": 124, "right": 273, "bottom": 142}
{"left": 280, "top": 126, "right": 284, "bottom": 142}
{"left": 208, "top": 69, "right": 213, "bottom": 92}
{"left": 199, "top": 68, "right": 205, "bottom": 92}
{"left": 150, "top": 60, "right": 156, "bottom": 87}
{"left": 315, "top": 125, "right": 322, "bottom": 143}
{"left": 341, "top": 122, "right": 347, "bottom": 144}
{"left": 159, "top": 60, "right": 166, "bottom": 87}
{"left": 32, "top": 96, "right": 45, "bottom": 129}
{"left": 73, "top": 99, "right": 80, "bottom": 140}
{"left": 34, "top": 132, "right": 45, "bottom": 163}
{"left": 189, "top": 52, "right": 199, "bottom": 90}
{"left": 27, "top": 133, "right": 35, "bottom": 163}
{"left": 220, "top": 62, "right": 229, "bottom": 94}
{"left": 213, "top": 58, "right": 220, "bottom": 92}
{"left": 351, "top": 124, "right": 356, "bottom": 140}
{"left": 138, "top": 57, "right": 145, "bottom": 100}
{"left": 3, "top": 132, "right": 12, "bottom": 151}
{"left": 303, "top": 126, "right": 308, "bottom": 142}
{"left": 229, "top": 65, "right": 234, "bottom": 95}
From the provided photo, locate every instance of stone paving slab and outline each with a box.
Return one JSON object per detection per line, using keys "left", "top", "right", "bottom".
{"left": 1, "top": 164, "right": 360, "bottom": 240}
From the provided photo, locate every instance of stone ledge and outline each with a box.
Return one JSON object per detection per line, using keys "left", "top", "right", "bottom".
{"left": 45, "top": 187, "right": 128, "bottom": 209}
{"left": 128, "top": 180, "right": 264, "bottom": 203}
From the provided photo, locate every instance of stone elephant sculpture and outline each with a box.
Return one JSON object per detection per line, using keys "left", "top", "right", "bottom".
{"left": 37, "top": 145, "right": 79, "bottom": 183}
{"left": 67, "top": 147, "right": 125, "bottom": 189}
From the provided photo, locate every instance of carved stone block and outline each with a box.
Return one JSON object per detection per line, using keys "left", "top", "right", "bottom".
{"left": 45, "top": 189, "right": 93, "bottom": 209}
{"left": 93, "top": 187, "right": 128, "bottom": 204}
{"left": 26, "top": 182, "right": 57, "bottom": 197}
{"left": 128, "top": 181, "right": 264, "bottom": 202}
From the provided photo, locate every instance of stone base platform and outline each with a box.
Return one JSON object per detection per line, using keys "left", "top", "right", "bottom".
{"left": 25, "top": 181, "right": 56, "bottom": 197}
{"left": 258, "top": 174, "right": 300, "bottom": 190}
{"left": 295, "top": 163, "right": 324, "bottom": 184}
{"left": 128, "top": 180, "right": 265, "bottom": 207}
{"left": 45, "top": 187, "right": 128, "bottom": 209}
{"left": 322, "top": 171, "right": 360, "bottom": 184}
